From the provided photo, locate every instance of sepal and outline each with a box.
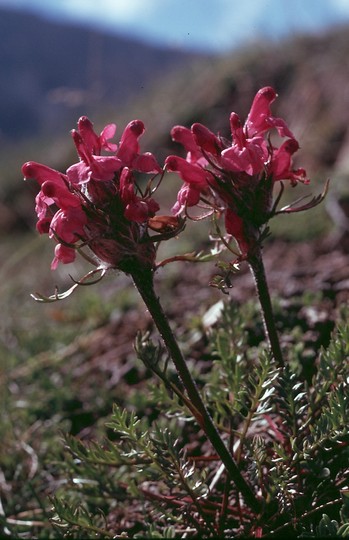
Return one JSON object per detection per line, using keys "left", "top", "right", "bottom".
{"left": 275, "top": 179, "right": 330, "bottom": 215}
{"left": 31, "top": 267, "right": 107, "bottom": 302}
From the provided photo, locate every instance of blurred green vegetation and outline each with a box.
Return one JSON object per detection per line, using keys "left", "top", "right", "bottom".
{"left": 1, "top": 275, "right": 348, "bottom": 536}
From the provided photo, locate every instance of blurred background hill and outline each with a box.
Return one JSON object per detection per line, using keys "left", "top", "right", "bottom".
{"left": 0, "top": 7, "right": 203, "bottom": 143}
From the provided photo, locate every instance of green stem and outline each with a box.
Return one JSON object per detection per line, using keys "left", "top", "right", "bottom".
{"left": 131, "top": 265, "right": 261, "bottom": 514}
{"left": 248, "top": 246, "right": 284, "bottom": 368}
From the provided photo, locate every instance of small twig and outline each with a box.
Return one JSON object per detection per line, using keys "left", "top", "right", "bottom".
{"left": 268, "top": 497, "right": 342, "bottom": 537}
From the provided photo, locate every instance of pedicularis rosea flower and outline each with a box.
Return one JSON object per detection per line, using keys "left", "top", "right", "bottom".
{"left": 23, "top": 117, "right": 176, "bottom": 273}
{"left": 165, "top": 87, "right": 310, "bottom": 258}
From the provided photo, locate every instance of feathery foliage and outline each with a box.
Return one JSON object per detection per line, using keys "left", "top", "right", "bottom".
{"left": 33, "top": 302, "right": 348, "bottom": 538}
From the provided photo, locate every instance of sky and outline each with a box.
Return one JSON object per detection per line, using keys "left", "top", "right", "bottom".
{"left": 1, "top": 0, "right": 349, "bottom": 52}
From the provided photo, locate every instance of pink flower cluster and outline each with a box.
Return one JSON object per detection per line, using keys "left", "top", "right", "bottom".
{"left": 22, "top": 117, "right": 162, "bottom": 270}
{"left": 23, "top": 87, "right": 310, "bottom": 272}
{"left": 165, "top": 87, "right": 308, "bottom": 257}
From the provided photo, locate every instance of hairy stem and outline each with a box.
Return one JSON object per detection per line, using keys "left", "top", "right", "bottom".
{"left": 131, "top": 265, "right": 261, "bottom": 513}
{"left": 248, "top": 247, "right": 284, "bottom": 368}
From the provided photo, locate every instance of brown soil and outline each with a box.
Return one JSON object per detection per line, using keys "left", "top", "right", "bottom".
{"left": 69, "top": 230, "right": 349, "bottom": 390}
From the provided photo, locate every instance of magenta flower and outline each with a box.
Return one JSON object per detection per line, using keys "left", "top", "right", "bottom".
{"left": 23, "top": 116, "right": 166, "bottom": 272}
{"left": 165, "top": 87, "right": 309, "bottom": 258}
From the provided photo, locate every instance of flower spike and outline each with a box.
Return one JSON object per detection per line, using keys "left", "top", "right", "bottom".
{"left": 23, "top": 115, "right": 174, "bottom": 280}
{"left": 166, "top": 86, "right": 322, "bottom": 259}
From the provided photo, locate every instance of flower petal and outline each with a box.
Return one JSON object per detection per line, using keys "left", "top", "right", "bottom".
{"left": 22, "top": 161, "right": 67, "bottom": 187}
{"left": 165, "top": 156, "right": 210, "bottom": 185}
{"left": 117, "top": 120, "right": 144, "bottom": 165}
{"left": 51, "top": 243, "right": 76, "bottom": 269}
